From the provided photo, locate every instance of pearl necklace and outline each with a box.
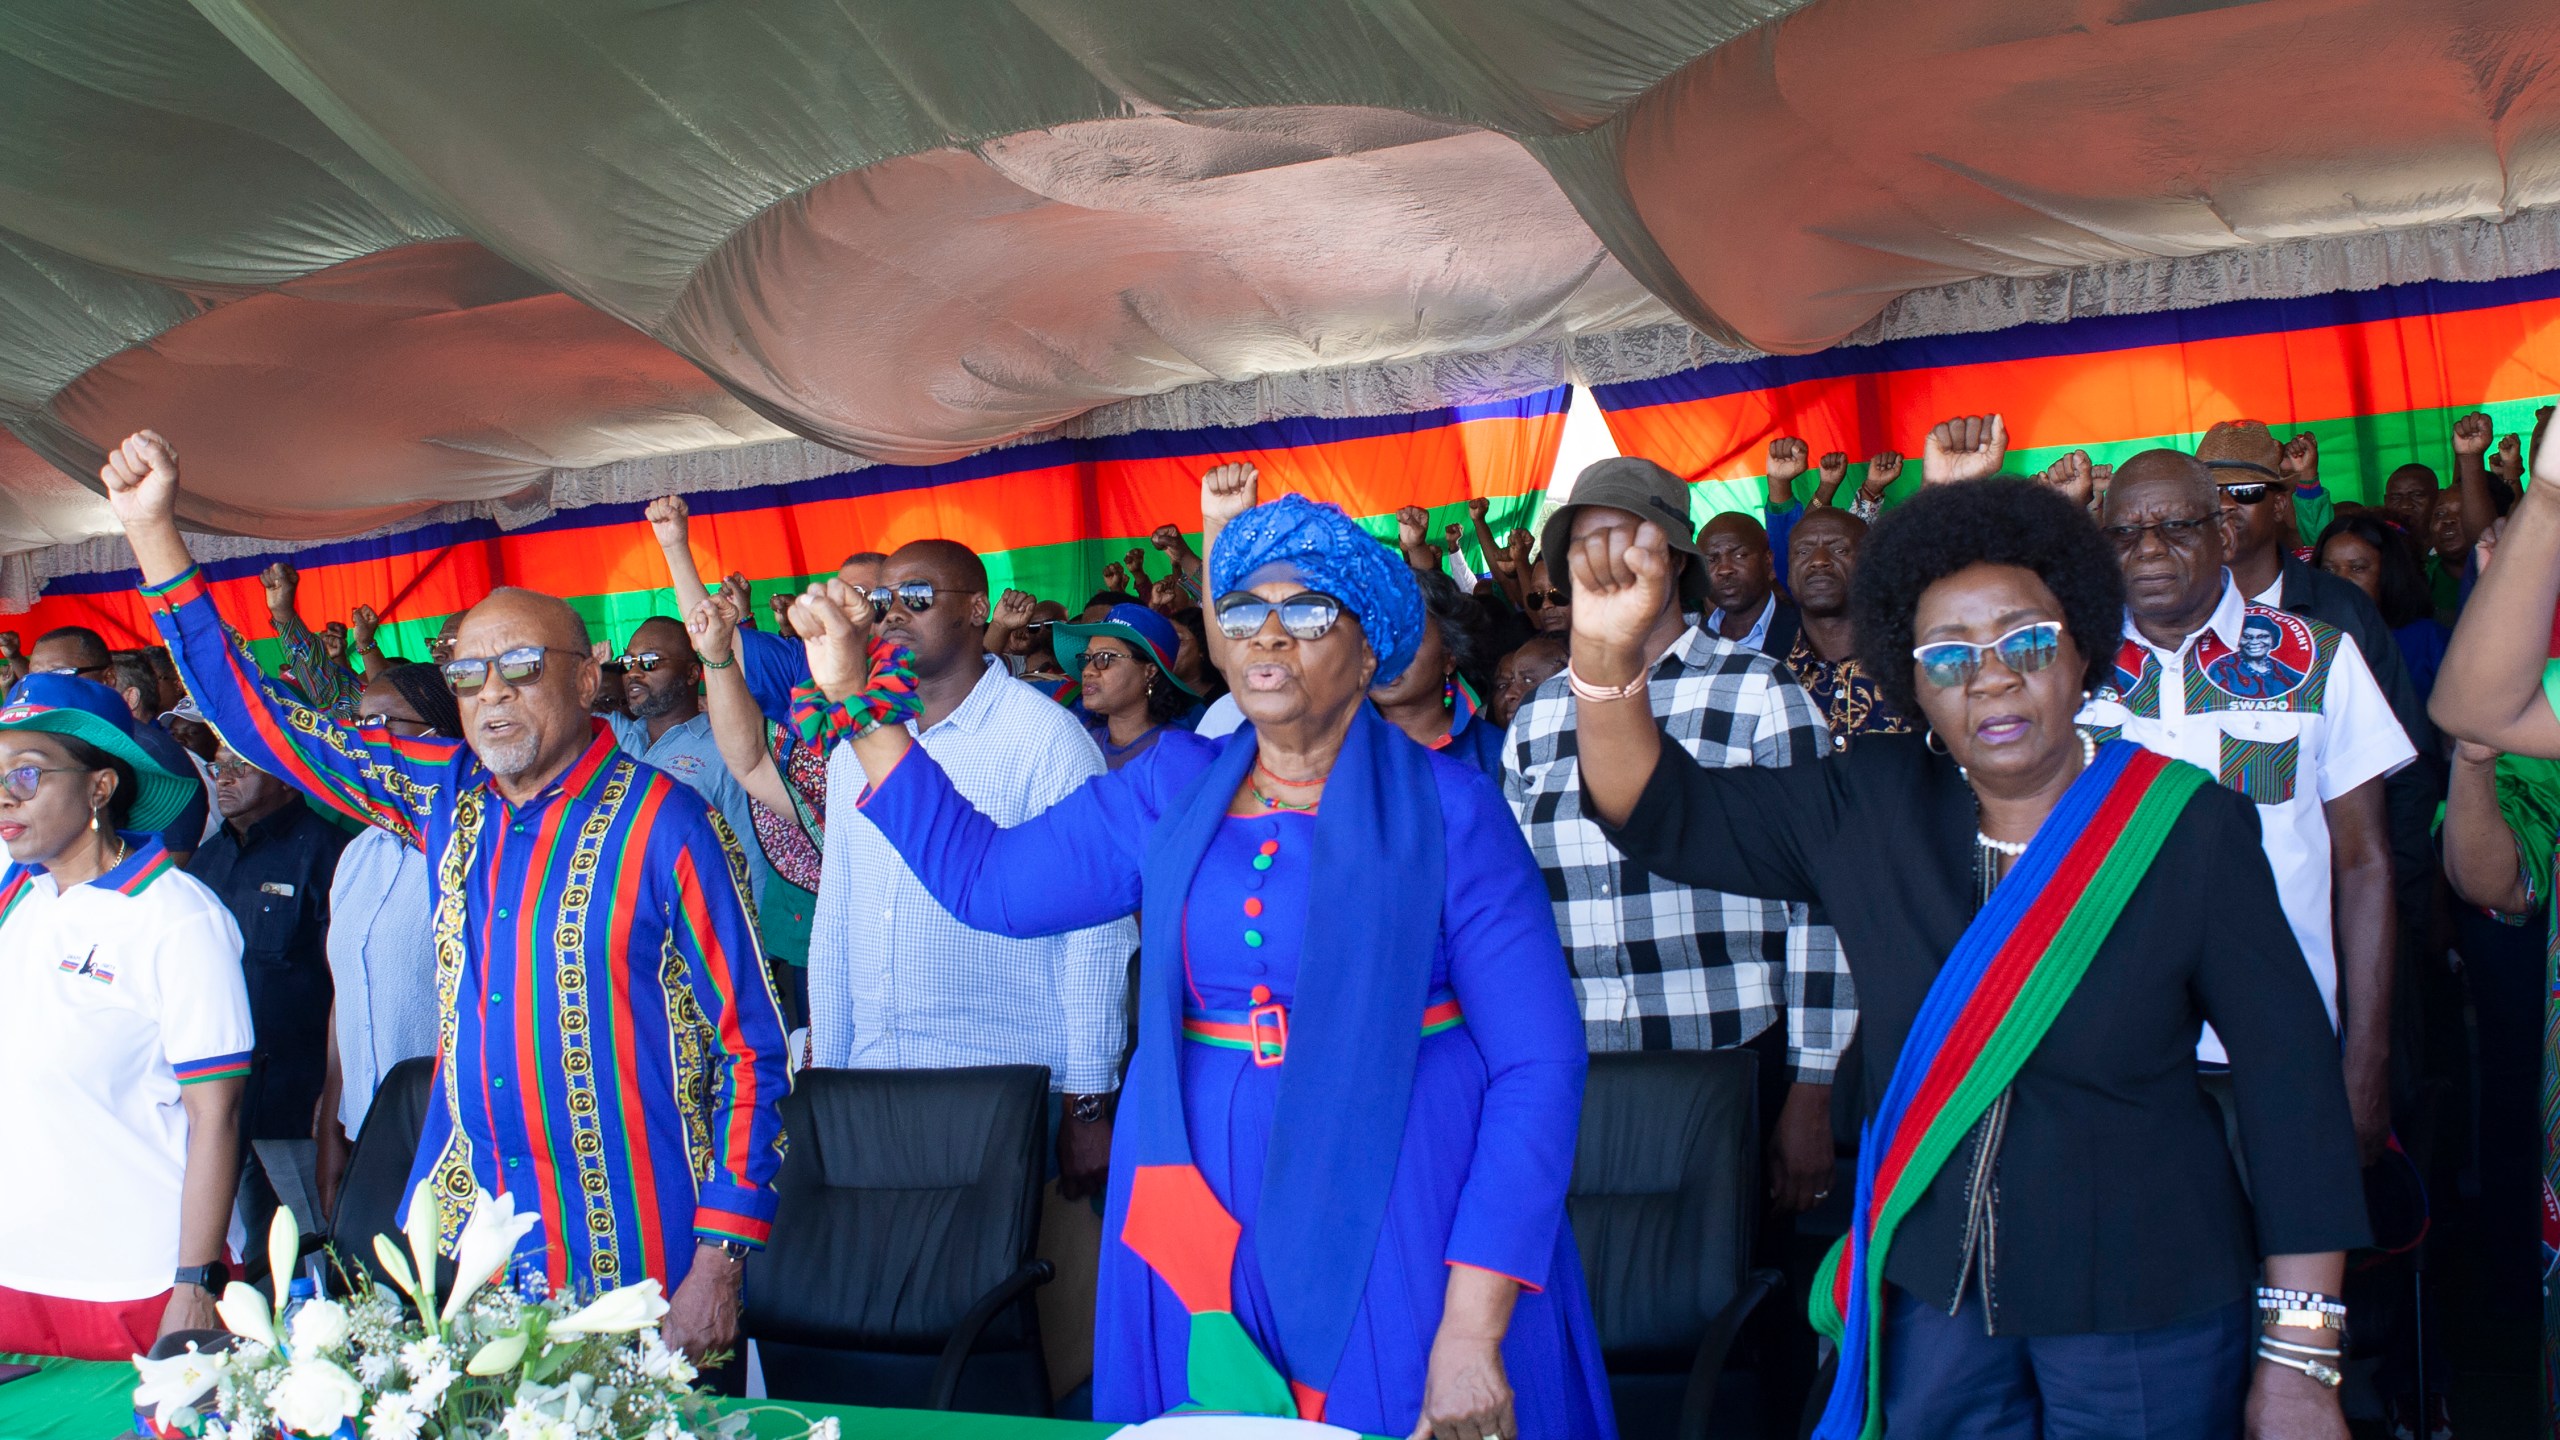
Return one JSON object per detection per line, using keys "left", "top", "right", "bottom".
{"left": 1975, "top": 727, "right": 2098, "bottom": 858}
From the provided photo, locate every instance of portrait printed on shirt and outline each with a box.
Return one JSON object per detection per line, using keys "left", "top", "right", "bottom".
{"left": 2089, "top": 605, "right": 2347, "bottom": 808}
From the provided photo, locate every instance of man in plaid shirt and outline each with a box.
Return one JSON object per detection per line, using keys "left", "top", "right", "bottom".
{"left": 1502, "top": 458, "right": 1852, "bottom": 1215}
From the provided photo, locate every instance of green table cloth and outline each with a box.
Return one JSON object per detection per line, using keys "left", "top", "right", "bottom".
{"left": 0, "top": 1356, "right": 1121, "bottom": 1440}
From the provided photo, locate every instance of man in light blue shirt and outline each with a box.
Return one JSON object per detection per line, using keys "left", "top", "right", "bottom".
{"left": 610, "top": 616, "right": 770, "bottom": 905}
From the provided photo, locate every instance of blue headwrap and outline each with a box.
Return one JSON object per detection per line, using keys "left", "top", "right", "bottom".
{"left": 1208, "top": 493, "right": 1424, "bottom": 686}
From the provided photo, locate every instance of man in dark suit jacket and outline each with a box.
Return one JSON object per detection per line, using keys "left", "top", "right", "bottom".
{"left": 1699, "top": 511, "right": 1802, "bottom": 658}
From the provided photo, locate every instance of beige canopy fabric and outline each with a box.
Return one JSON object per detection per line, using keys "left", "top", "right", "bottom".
{"left": 3, "top": 0, "right": 2556, "bottom": 557}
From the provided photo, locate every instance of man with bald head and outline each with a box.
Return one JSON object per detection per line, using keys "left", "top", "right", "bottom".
{"left": 2080, "top": 448, "right": 2413, "bottom": 1166}
{"left": 102, "top": 431, "right": 788, "bottom": 1364}
{"left": 1699, "top": 512, "right": 1801, "bottom": 658}
{"left": 807, "top": 534, "right": 1133, "bottom": 1200}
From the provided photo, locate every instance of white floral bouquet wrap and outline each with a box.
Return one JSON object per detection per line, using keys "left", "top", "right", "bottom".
{"left": 131, "top": 1186, "right": 837, "bottom": 1440}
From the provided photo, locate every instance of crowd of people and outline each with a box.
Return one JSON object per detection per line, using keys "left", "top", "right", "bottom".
{"left": 0, "top": 398, "right": 2545, "bottom": 1440}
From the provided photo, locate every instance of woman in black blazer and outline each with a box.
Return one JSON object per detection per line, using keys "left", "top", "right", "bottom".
{"left": 1557, "top": 474, "right": 2363, "bottom": 1440}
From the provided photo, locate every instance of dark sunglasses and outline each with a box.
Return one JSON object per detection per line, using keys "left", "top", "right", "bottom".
{"left": 1912, "top": 621, "right": 2065, "bottom": 689}
{"left": 864, "top": 582, "right": 982, "bottom": 617}
{"left": 619, "top": 650, "right": 674, "bottom": 673}
{"left": 441, "top": 645, "right": 579, "bottom": 696}
{"left": 1523, "top": 588, "right": 1569, "bottom": 608}
{"left": 2101, "top": 515, "right": 2220, "bottom": 549}
{"left": 2217, "top": 482, "right": 2279, "bottom": 506}
{"left": 0, "top": 764, "right": 84, "bottom": 803}
{"left": 1213, "top": 591, "right": 1344, "bottom": 641}
{"left": 356, "top": 713, "right": 439, "bottom": 738}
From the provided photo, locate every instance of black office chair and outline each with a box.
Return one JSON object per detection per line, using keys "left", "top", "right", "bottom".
{"left": 325, "top": 1055, "right": 439, "bottom": 1290}
{"left": 1569, "top": 1050, "right": 1783, "bottom": 1440}
{"left": 745, "top": 1065, "right": 1056, "bottom": 1415}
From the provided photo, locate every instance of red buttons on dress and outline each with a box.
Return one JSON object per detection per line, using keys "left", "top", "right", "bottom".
{"left": 1259, "top": 839, "right": 1280, "bottom": 855}
{"left": 1251, "top": 985, "right": 1272, "bottom": 1005}
{"left": 1244, "top": 897, "right": 1263, "bottom": 917}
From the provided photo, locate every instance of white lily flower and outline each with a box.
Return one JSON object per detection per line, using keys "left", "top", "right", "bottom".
{"left": 402, "top": 1180, "right": 442, "bottom": 1324}
{"left": 214, "top": 1280, "right": 275, "bottom": 1349}
{"left": 464, "top": 1331, "right": 528, "bottom": 1376}
{"left": 373, "top": 1235, "right": 419, "bottom": 1307}
{"left": 546, "top": 1279, "right": 668, "bottom": 1337}
{"left": 130, "top": 1344, "right": 225, "bottom": 1426}
{"left": 440, "top": 1190, "right": 542, "bottom": 1324}
{"left": 266, "top": 1205, "right": 301, "bottom": 1300}
{"left": 267, "top": 1356, "right": 364, "bottom": 1437}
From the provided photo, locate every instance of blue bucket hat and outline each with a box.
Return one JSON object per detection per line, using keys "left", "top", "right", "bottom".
{"left": 1053, "top": 603, "right": 1200, "bottom": 697}
{"left": 0, "top": 673, "right": 196, "bottom": 833}
{"left": 1208, "top": 493, "right": 1424, "bottom": 686}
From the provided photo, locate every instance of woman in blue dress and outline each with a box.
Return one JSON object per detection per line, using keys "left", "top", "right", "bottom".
{"left": 788, "top": 467, "right": 1613, "bottom": 1440}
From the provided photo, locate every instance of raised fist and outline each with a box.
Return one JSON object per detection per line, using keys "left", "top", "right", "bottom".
{"left": 1396, "top": 505, "right": 1431, "bottom": 548}
{"left": 98, "top": 431, "right": 182, "bottom": 530}
{"left": 1567, "top": 520, "right": 1674, "bottom": 683}
{"left": 990, "top": 589, "right": 1036, "bottom": 629}
{"left": 350, "top": 604, "right": 380, "bottom": 649}
{"left": 1922, "top": 415, "right": 2007, "bottom": 485}
{"left": 2279, "top": 432, "right": 2320, "bottom": 485}
{"left": 259, "top": 561, "right": 299, "bottom": 606}
{"left": 1766, "top": 437, "right": 1809, "bottom": 484}
{"left": 1101, "top": 562, "right": 1127, "bottom": 593}
{"left": 1150, "top": 574, "right": 1186, "bottom": 614}
{"left": 645, "top": 495, "right": 690, "bottom": 550}
{"left": 2039, "top": 449, "right": 2095, "bottom": 509}
{"left": 1150, "top": 524, "right": 1190, "bottom": 556}
{"left": 2451, "top": 411, "right": 2493, "bottom": 457}
{"left": 1815, "top": 452, "right": 1848, "bottom": 490}
{"left": 1862, "top": 451, "right": 1904, "bottom": 496}
{"left": 1466, "top": 496, "right": 1490, "bottom": 521}
{"left": 1200, "top": 463, "right": 1260, "bottom": 526}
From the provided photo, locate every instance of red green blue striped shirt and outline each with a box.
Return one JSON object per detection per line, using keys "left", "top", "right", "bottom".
{"left": 144, "top": 567, "right": 789, "bottom": 1298}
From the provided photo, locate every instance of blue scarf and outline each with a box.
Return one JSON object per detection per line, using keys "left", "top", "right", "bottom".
{"left": 1116, "top": 703, "right": 1444, "bottom": 1420}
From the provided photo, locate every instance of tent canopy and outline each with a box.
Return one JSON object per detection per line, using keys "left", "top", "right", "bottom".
{"left": 4, "top": 0, "right": 2555, "bottom": 554}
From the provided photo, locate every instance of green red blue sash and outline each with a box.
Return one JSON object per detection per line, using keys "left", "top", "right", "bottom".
{"left": 1808, "top": 741, "right": 2205, "bottom": 1440}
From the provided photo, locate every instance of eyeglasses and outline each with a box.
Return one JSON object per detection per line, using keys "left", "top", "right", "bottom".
{"left": 2217, "top": 482, "right": 2279, "bottom": 506}
{"left": 426, "top": 636, "right": 457, "bottom": 662}
{"left": 1213, "top": 591, "right": 1344, "bottom": 641}
{"left": 0, "top": 764, "right": 85, "bottom": 802}
{"left": 209, "top": 758, "right": 262, "bottom": 778}
{"left": 863, "top": 582, "right": 981, "bottom": 617}
{"left": 356, "top": 713, "right": 439, "bottom": 739}
{"left": 2101, "top": 515, "right": 2220, "bottom": 550}
{"left": 619, "top": 650, "right": 673, "bottom": 673}
{"left": 43, "top": 663, "right": 111, "bottom": 680}
{"left": 441, "top": 645, "right": 579, "bottom": 696}
{"left": 1523, "top": 589, "right": 1569, "bottom": 608}
{"left": 1912, "top": 621, "right": 2066, "bottom": 689}
{"left": 1080, "top": 649, "right": 1128, "bottom": 673}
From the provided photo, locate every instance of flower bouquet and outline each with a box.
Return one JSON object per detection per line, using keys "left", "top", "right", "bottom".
{"left": 132, "top": 1185, "right": 835, "bottom": 1440}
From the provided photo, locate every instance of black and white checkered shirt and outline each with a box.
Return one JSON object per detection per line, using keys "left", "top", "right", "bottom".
{"left": 1502, "top": 625, "right": 1854, "bottom": 1082}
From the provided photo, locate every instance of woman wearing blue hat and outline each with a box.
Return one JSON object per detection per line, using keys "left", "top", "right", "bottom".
{"left": 788, "top": 466, "right": 1608, "bottom": 1439}
{"left": 0, "top": 674, "right": 251, "bottom": 1357}
{"left": 1053, "top": 603, "right": 1203, "bottom": 771}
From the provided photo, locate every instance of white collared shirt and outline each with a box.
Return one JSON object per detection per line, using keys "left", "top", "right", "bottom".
{"left": 2078, "top": 574, "right": 2415, "bottom": 1059}
{"left": 0, "top": 842, "right": 252, "bottom": 1300}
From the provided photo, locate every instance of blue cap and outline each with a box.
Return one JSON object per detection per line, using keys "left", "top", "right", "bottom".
{"left": 0, "top": 673, "right": 195, "bottom": 833}
{"left": 1051, "top": 603, "right": 1200, "bottom": 698}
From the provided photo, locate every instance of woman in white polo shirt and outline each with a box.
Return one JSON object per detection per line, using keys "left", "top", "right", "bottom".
{"left": 0, "top": 672, "right": 250, "bottom": 1359}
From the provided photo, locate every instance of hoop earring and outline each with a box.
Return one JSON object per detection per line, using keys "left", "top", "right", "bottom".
{"left": 1924, "top": 728, "right": 1948, "bottom": 756}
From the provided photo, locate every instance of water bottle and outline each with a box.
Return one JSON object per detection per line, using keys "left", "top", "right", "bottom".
{"left": 279, "top": 1274, "right": 315, "bottom": 1339}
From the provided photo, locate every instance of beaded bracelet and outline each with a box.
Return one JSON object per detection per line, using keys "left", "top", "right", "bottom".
{"left": 697, "top": 651, "right": 737, "bottom": 670}
{"left": 789, "top": 640, "right": 923, "bottom": 747}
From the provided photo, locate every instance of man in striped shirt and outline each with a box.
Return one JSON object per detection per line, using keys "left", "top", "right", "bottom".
{"left": 102, "top": 430, "right": 788, "bottom": 1362}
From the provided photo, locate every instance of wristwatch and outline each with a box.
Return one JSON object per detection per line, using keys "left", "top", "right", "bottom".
{"left": 173, "top": 1260, "right": 230, "bottom": 1292}
{"left": 1068, "top": 1093, "right": 1108, "bottom": 1125}
{"left": 704, "top": 1239, "right": 752, "bottom": 1265}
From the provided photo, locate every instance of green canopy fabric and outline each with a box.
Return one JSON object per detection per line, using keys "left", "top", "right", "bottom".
{"left": 2, "top": 0, "right": 2556, "bottom": 557}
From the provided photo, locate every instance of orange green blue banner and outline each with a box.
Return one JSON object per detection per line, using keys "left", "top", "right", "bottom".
{"left": 14, "top": 391, "right": 1568, "bottom": 662}
{"left": 1592, "top": 270, "right": 2560, "bottom": 521}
